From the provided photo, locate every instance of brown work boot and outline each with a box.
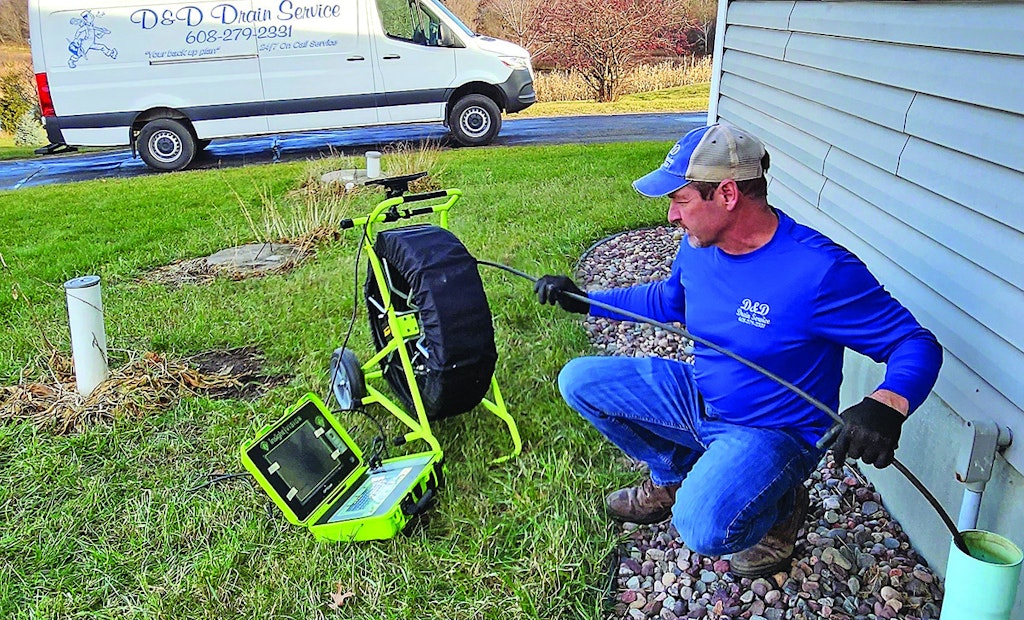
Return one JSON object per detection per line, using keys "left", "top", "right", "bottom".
{"left": 605, "top": 477, "right": 680, "bottom": 524}
{"left": 730, "top": 483, "right": 810, "bottom": 578}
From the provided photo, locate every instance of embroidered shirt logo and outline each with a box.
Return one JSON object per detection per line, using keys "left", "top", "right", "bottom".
{"left": 736, "top": 298, "right": 771, "bottom": 329}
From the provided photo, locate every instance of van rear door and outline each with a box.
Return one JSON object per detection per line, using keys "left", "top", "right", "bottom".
{"left": 255, "top": 0, "right": 379, "bottom": 132}
{"left": 370, "top": 0, "right": 457, "bottom": 124}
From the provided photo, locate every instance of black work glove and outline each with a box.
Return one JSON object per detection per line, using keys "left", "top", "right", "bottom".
{"left": 533, "top": 275, "right": 590, "bottom": 314}
{"left": 832, "top": 397, "right": 906, "bottom": 469}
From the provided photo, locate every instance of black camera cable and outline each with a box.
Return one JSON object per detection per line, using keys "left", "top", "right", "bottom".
{"left": 476, "top": 259, "right": 967, "bottom": 554}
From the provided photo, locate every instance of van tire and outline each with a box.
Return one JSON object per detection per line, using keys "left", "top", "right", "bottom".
{"left": 448, "top": 94, "right": 501, "bottom": 146}
{"left": 137, "top": 119, "right": 196, "bottom": 171}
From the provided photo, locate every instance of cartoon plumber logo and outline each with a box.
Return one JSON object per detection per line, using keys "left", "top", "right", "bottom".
{"left": 68, "top": 11, "right": 118, "bottom": 68}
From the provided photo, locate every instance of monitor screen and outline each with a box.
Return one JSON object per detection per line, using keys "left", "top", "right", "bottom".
{"left": 266, "top": 420, "right": 341, "bottom": 504}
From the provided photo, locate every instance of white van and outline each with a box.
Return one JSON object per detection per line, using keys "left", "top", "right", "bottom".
{"left": 29, "top": 0, "right": 535, "bottom": 170}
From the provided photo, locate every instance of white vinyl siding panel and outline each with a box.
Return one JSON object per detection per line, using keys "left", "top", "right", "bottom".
{"left": 718, "top": 95, "right": 831, "bottom": 174}
{"left": 784, "top": 33, "right": 1024, "bottom": 116}
{"left": 897, "top": 138, "right": 1024, "bottom": 234}
{"left": 724, "top": 50, "right": 915, "bottom": 131}
{"left": 905, "top": 94, "right": 1024, "bottom": 173}
{"left": 822, "top": 148, "right": 1024, "bottom": 292}
{"left": 716, "top": 0, "right": 1024, "bottom": 471}
{"left": 787, "top": 1, "right": 1024, "bottom": 57}
{"left": 720, "top": 72, "right": 909, "bottom": 172}
{"left": 727, "top": 1, "right": 795, "bottom": 30}
{"left": 767, "top": 149, "right": 825, "bottom": 208}
{"left": 724, "top": 25, "right": 791, "bottom": 59}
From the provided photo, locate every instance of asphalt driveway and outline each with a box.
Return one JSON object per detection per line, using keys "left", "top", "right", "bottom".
{"left": 0, "top": 112, "right": 705, "bottom": 190}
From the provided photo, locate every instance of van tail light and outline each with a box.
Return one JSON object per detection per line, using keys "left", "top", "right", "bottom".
{"left": 35, "top": 73, "right": 55, "bottom": 117}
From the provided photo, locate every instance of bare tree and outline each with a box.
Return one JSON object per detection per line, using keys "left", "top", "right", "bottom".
{"left": 536, "top": 0, "right": 689, "bottom": 101}
{"left": 484, "top": 0, "right": 549, "bottom": 58}
{"left": 441, "top": 0, "right": 485, "bottom": 31}
{"left": 0, "top": 0, "right": 29, "bottom": 46}
{"left": 677, "top": 0, "right": 717, "bottom": 55}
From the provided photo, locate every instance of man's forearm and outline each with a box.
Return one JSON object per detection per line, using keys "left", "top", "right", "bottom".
{"left": 868, "top": 389, "right": 909, "bottom": 416}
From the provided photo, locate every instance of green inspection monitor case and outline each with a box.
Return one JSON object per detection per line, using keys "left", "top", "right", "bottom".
{"left": 241, "top": 393, "right": 442, "bottom": 542}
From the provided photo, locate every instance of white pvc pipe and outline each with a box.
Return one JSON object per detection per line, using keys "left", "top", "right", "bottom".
{"left": 366, "top": 151, "right": 382, "bottom": 178}
{"left": 957, "top": 486, "right": 984, "bottom": 531}
{"left": 64, "top": 275, "right": 109, "bottom": 397}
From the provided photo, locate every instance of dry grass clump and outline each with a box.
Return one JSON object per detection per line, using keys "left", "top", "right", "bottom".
{"left": 240, "top": 141, "right": 447, "bottom": 248}
{"left": 0, "top": 349, "right": 241, "bottom": 434}
{"left": 534, "top": 57, "right": 714, "bottom": 102}
{"left": 621, "top": 57, "right": 714, "bottom": 93}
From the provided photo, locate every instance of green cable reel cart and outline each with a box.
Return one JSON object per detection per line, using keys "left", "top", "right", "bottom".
{"left": 241, "top": 173, "right": 521, "bottom": 542}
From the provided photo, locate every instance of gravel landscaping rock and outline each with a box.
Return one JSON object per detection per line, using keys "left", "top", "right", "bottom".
{"left": 578, "top": 228, "right": 945, "bottom": 620}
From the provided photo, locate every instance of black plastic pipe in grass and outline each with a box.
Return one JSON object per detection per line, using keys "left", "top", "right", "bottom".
{"left": 477, "top": 259, "right": 969, "bottom": 555}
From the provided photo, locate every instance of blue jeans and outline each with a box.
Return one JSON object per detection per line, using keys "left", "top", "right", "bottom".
{"left": 559, "top": 356, "right": 822, "bottom": 556}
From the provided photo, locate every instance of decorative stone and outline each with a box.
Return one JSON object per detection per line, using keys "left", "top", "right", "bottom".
{"left": 857, "top": 553, "right": 877, "bottom": 570}
{"left": 643, "top": 598, "right": 664, "bottom": 615}
{"left": 629, "top": 592, "right": 648, "bottom": 609}
{"left": 750, "top": 579, "right": 771, "bottom": 597}
{"left": 642, "top": 560, "right": 656, "bottom": 576}
{"left": 623, "top": 558, "right": 642, "bottom": 574}
{"left": 847, "top": 577, "right": 861, "bottom": 594}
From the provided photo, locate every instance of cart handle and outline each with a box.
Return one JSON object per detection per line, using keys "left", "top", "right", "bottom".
{"left": 338, "top": 189, "right": 462, "bottom": 235}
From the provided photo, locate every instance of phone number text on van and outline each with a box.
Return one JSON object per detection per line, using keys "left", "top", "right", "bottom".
{"left": 130, "top": 1, "right": 344, "bottom": 30}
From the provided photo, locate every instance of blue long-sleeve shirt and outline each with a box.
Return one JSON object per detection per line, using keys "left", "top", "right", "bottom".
{"left": 588, "top": 210, "right": 942, "bottom": 447}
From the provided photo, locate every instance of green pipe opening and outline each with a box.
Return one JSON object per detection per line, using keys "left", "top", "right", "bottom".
{"left": 940, "top": 530, "right": 1022, "bottom": 620}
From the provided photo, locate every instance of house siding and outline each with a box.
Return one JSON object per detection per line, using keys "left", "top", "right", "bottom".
{"left": 711, "top": 0, "right": 1024, "bottom": 611}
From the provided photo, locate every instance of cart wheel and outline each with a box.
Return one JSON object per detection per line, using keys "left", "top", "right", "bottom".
{"left": 365, "top": 224, "right": 497, "bottom": 420}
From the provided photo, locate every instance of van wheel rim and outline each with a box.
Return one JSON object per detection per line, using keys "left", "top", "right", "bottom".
{"left": 459, "top": 106, "right": 491, "bottom": 138}
{"left": 149, "top": 130, "right": 183, "bottom": 163}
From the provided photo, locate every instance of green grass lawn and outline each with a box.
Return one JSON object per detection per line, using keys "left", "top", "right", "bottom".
{"left": 0, "top": 134, "right": 42, "bottom": 161}
{"left": 0, "top": 142, "right": 676, "bottom": 619}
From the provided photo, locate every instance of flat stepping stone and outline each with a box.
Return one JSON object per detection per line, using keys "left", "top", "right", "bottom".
{"left": 205, "top": 243, "right": 304, "bottom": 274}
